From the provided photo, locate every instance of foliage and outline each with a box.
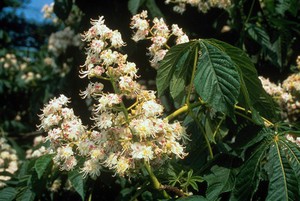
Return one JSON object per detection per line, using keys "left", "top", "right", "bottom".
{"left": 1, "top": 0, "right": 300, "bottom": 201}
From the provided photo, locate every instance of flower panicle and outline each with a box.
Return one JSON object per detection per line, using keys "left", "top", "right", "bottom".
{"left": 39, "top": 15, "right": 189, "bottom": 179}
{"left": 130, "top": 10, "right": 189, "bottom": 68}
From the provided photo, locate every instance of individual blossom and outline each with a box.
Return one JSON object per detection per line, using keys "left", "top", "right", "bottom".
{"left": 80, "top": 82, "right": 104, "bottom": 99}
{"left": 81, "top": 159, "right": 101, "bottom": 179}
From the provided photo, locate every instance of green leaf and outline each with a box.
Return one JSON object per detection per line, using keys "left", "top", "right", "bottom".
{"left": 204, "top": 165, "right": 235, "bottom": 201}
{"left": 128, "top": 0, "right": 146, "bottom": 15}
{"left": 34, "top": 154, "right": 53, "bottom": 179}
{"left": 246, "top": 24, "right": 271, "bottom": 49}
{"left": 231, "top": 137, "right": 269, "bottom": 200}
{"left": 205, "top": 39, "right": 279, "bottom": 121}
{"left": 68, "top": 170, "right": 85, "bottom": 200}
{"left": 246, "top": 24, "right": 280, "bottom": 67}
{"left": 156, "top": 41, "right": 197, "bottom": 97}
{"left": 266, "top": 138, "right": 300, "bottom": 201}
{"left": 170, "top": 46, "right": 195, "bottom": 104}
{"left": 145, "top": 0, "right": 164, "bottom": 18}
{"left": 275, "top": 0, "right": 299, "bottom": 16}
{"left": 194, "top": 40, "right": 240, "bottom": 118}
{"left": 0, "top": 187, "right": 16, "bottom": 201}
{"left": 16, "top": 188, "right": 35, "bottom": 201}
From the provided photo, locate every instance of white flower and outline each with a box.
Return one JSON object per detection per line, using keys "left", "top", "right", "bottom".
{"left": 100, "top": 49, "right": 118, "bottom": 66}
{"left": 41, "top": 114, "right": 62, "bottom": 130}
{"left": 91, "top": 39, "right": 105, "bottom": 53}
{"left": 90, "top": 149, "right": 104, "bottom": 160}
{"left": 151, "top": 36, "right": 167, "bottom": 47}
{"left": 142, "top": 100, "right": 164, "bottom": 117}
{"left": 94, "top": 112, "right": 113, "bottom": 129}
{"left": 81, "top": 159, "right": 101, "bottom": 179}
{"left": 122, "top": 62, "right": 138, "bottom": 77}
{"left": 171, "top": 24, "right": 184, "bottom": 36}
{"left": 58, "top": 145, "right": 74, "bottom": 160}
{"left": 150, "top": 49, "right": 168, "bottom": 68}
{"left": 132, "top": 29, "right": 149, "bottom": 42}
{"left": 61, "top": 156, "right": 77, "bottom": 171}
{"left": 80, "top": 82, "right": 104, "bottom": 99}
{"left": 176, "top": 34, "right": 189, "bottom": 44}
{"left": 130, "top": 118, "right": 155, "bottom": 139}
{"left": 153, "top": 17, "right": 169, "bottom": 37}
{"left": 115, "top": 157, "right": 130, "bottom": 176}
{"left": 61, "top": 108, "right": 75, "bottom": 119}
{"left": 103, "top": 153, "right": 118, "bottom": 169}
{"left": 77, "top": 139, "right": 94, "bottom": 156}
{"left": 111, "top": 30, "right": 125, "bottom": 48}
{"left": 131, "top": 143, "right": 154, "bottom": 161}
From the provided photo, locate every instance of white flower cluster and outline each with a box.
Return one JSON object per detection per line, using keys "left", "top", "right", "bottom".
{"left": 130, "top": 11, "right": 189, "bottom": 68}
{"left": 259, "top": 65, "right": 300, "bottom": 122}
{"left": 48, "top": 27, "right": 82, "bottom": 57}
{"left": 26, "top": 136, "right": 48, "bottom": 159}
{"left": 38, "top": 95, "right": 86, "bottom": 172}
{"left": 41, "top": 3, "right": 59, "bottom": 24}
{"left": 39, "top": 16, "right": 188, "bottom": 178}
{"left": 165, "top": 0, "right": 231, "bottom": 14}
{"left": 0, "top": 53, "right": 41, "bottom": 83}
{"left": 0, "top": 137, "right": 19, "bottom": 188}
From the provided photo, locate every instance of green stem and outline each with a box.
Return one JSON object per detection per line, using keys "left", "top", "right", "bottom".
{"left": 213, "top": 115, "right": 225, "bottom": 139}
{"left": 166, "top": 101, "right": 202, "bottom": 121}
{"left": 234, "top": 105, "right": 274, "bottom": 127}
{"left": 144, "top": 161, "right": 170, "bottom": 199}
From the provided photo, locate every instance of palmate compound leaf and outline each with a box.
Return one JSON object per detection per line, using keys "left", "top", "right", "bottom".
{"left": 231, "top": 129, "right": 300, "bottom": 200}
{"left": 194, "top": 40, "right": 240, "bottom": 118}
{"left": 205, "top": 39, "right": 279, "bottom": 122}
{"left": 231, "top": 135, "right": 269, "bottom": 200}
{"left": 266, "top": 136, "right": 300, "bottom": 201}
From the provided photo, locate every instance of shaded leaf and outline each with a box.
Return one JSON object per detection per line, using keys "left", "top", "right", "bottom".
{"left": 0, "top": 187, "right": 16, "bottom": 201}
{"left": 156, "top": 41, "right": 197, "bottom": 97}
{"left": 68, "top": 170, "right": 85, "bottom": 200}
{"left": 204, "top": 165, "right": 235, "bottom": 201}
{"left": 128, "top": 0, "right": 146, "bottom": 15}
{"left": 16, "top": 188, "right": 35, "bottom": 201}
{"left": 231, "top": 136, "right": 269, "bottom": 200}
{"left": 246, "top": 24, "right": 271, "bottom": 50}
{"left": 266, "top": 138, "right": 300, "bottom": 201}
{"left": 170, "top": 45, "right": 195, "bottom": 104}
{"left": 145, "top": 0, "right": 164, "bottom": 18}
{"left": 34, "top": 154, "right": 53, "bottom": 179}
{"left": 54, "top": 0, "right": 73, "bottom": 21}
